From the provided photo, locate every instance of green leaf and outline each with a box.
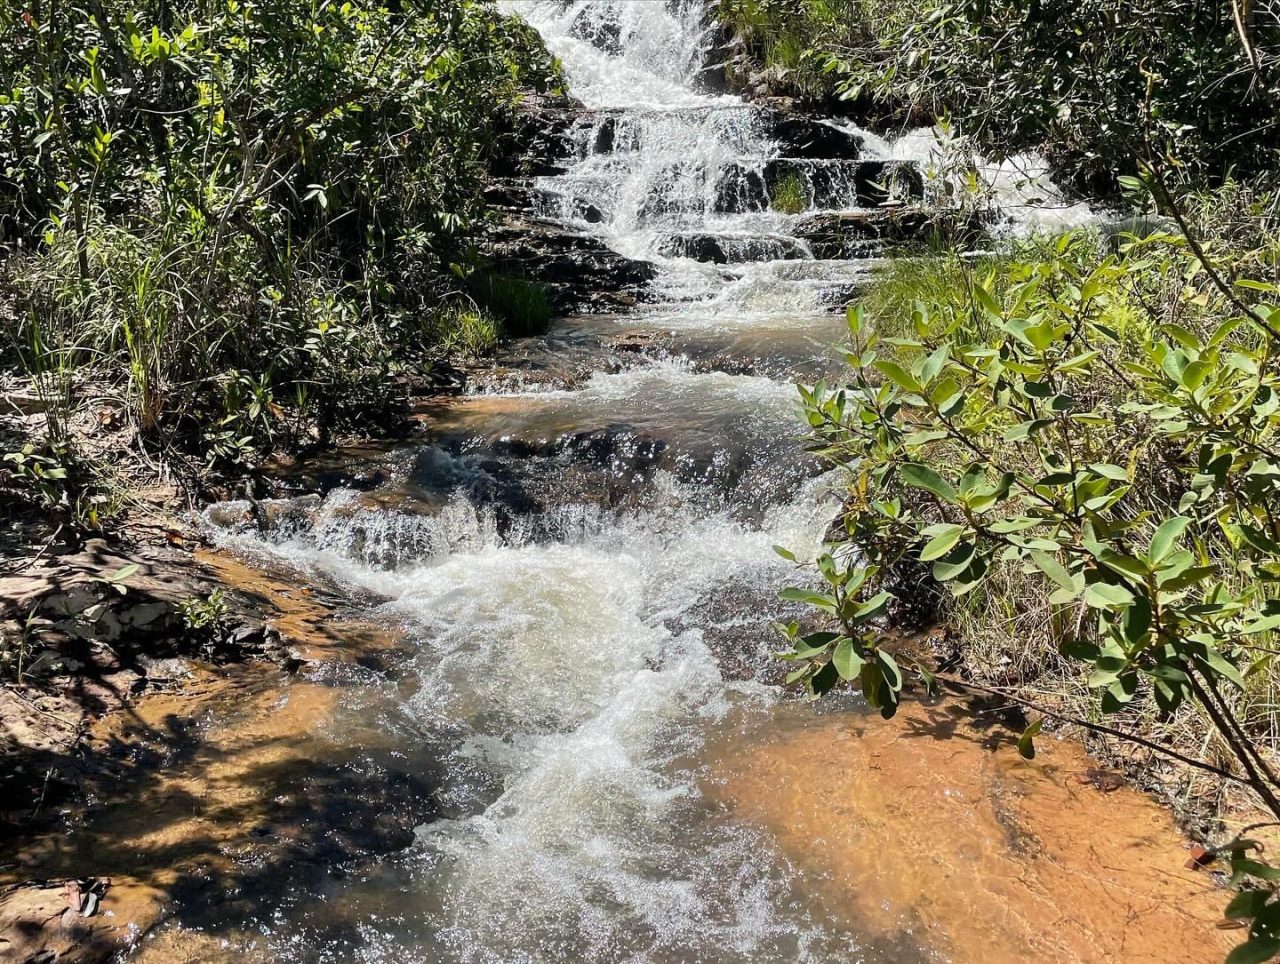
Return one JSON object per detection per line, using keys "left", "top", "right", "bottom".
{"left": 1017, "top": 718, "right": 1043, "bottom": 760}
{"left": 920, "top": 524, "right": 965, "bottom": 561}
{"left": 853, "top": 591, "right": 893, "bottom": 622}
{"left": 1226, "top": 934, "right": 1280, "bottom": 964}
{"left": 1225, "top": 890, "right": 1272, "bottom": 921}
{"left": 1241, "top": 613, "right": 1280, "bottom": 635}
{"left": 1101, "top": 673, "right": 1139, "bottom": 712}
{"left": 832, "top": 637, "right": 863, "bottom": 680}
{"left": 932, "top": 542, "right": 977, "bottom": 582}
{"left": 809, "top": 661, "right": 840, "bottom": 696}
{"left": 772, "top": 545, "right": 798, "bottom": 562}
{"left": 1030, "top": 550, "right": 1075, "bottom": 593}
{"left": 779, "top": 588, "right": 838, "bottom": 613}
{"left": 1084, "top": 582, "right": 1136, "bottom": 610}
{"left": 1227, "top": 902, "right": 1280, "bottom": 964}
{"left": 919, "top": 344, "right": 949, "bottom": 385}
{"left": 1148, "top": 516, "right": 1191, "bottom": 562}
{"left": 784, "top": 666, "right": 811, "bottom": 685}
{"left": 1181, "top": 359, "right": 1211, "bottom": 391}
{"left": 1087, "top": 463, "right": 1129, "bottom": 481}
{"left": 876, "top": 649, "right": 903, "bottom": 691}
{"left": 104, "top": 564, "right": 140, "bottom": 583}
{"left": 874, "top": 359, "right": 921, "bottom": 392}
{"left": 972, "top": 282, "right": 1001, "bottom": 318}
{"left": 1237, "top": 279, "right": 1280, "bottom": 293}
{"left": 1193, "top": 646, "right": 1246, "bottom": 690}
{"left": 899, "top": 463, "right": 957, "bottom": 502}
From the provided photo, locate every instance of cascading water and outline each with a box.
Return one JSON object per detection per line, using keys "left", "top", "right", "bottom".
{"left": 183, "top": 2, "right": 941, "bottom": 960}
{"left": 504, "top": 0, "right": 892, "bottom": 308}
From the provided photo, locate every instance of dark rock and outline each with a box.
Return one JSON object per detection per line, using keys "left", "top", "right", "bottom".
{"left": 488, "top": 92, "right": 585, "bottom": 178}
{"left": 793, "top": 209, "right": 937, "bottom": 259}
{"left": 717, "top": 158, "right": 923, "bottom": 212}
{"left": 481, "top": 207, "right": 657, "bottom": 313}
{"left": 766, "top": 112, "right": 866, "bottom": 159}
{"left": 656, "top": 232, "right": 808, "bottom": 264}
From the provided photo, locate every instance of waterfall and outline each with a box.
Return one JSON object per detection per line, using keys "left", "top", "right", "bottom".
{"left": 195, "top": 3, "right": 899, "bottom": 959}
{"left": 502, "top": 0, "right": 888, "bottom": 308}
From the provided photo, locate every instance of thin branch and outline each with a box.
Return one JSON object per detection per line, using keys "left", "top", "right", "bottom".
{"left": 926, "top": 670, "right": 1254, "bottom": 786}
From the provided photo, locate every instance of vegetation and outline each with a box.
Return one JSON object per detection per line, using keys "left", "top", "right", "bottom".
{"left": 777, "top": 206, "right": 1280, "bottom": 964}
{"left": 733, "top": 0, "right": 1280, "bottom": 957}
{"left": 716, "top": 0, "right": 1280, "bottom": 191}
{"left": 769, "top": 172, "right": 811, "bottom": 214}
{"left": 0, "top": 0, "right": 559, "bottom": 519}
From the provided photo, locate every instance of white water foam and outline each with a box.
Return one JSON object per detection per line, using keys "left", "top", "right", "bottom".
{"left": 873, "top": 125, "right": 1097, "bottom": 235}
{"left": 501, "top": 0, "right": 886, "bottom": 311}
{"left": 196, "top": 2, "right": 912, "bottom": 958}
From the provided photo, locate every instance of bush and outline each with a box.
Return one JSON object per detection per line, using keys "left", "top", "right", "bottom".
{"left": 0, "top": 0, "right": 559, "bottom": 472}
{"left": 776, "top": 215, "right": 1280, "bottom": 956}
{"left": 716, "top": 0, "right": 1280, "bottom": 191}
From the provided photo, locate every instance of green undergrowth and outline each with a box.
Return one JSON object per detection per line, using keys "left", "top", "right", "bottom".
{"left": 0, "top": 0, "right": 560, "bottom": 520}
{"left": 469, "top": 273, "right": 554, "bottom": 337}
{"left": 776, "top": 183, "right": 1280, "bottom": 959}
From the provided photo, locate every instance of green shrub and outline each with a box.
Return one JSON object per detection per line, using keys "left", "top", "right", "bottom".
{"left": 716, "top": 0, "right": 1280, "bottom": 189}
{"left": 434, "top": 305, "right": 502, "bottom": 359}
{"left": 0, "top": 0, "right": 559, "bottom": 472}
{"left": 776, "top": 221, "right": 1280, "bottom": 957}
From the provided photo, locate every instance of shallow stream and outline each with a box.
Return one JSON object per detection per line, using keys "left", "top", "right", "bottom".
{"left": 14, "top": 3, "right": 1233, "bottom": 960}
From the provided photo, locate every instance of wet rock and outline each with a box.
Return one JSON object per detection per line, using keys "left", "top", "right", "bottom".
{"left": 480, "top": 201, "right": 657, "bottom": 312}
{"left": 0, "top": 878, "right": 163, "bottom": 964}
{"left": 793, "top": 209, "right": 937, "bottom": 258}
{"left": 766, "top": 112, "right": 866, "bottom": 159}
{"left": 714, "top": 159, "right": 923, "bottom": 213}
{"left": 656, "top": 232, "right": 808, "bottom": 264}
{"left": 488, "top": 91, "right": 584, "bottom": 178}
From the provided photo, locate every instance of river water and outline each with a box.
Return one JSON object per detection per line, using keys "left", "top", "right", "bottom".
{"left": 184, "top": 1, "right": 927, "bottom": 959}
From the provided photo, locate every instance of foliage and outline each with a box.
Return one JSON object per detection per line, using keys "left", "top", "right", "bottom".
{"left": 179, "top": 588, "right": 228, "bottom": 630}
{"left": 433, "top": 305, "right": 502, "bottom": 359}
{"left": 0, "top": 0, "right": 558, "bottom": 478}
{"left": 775, "top": 221, "right": 1280, "bottom": 957}
{"left": 469, "top": 272, "right": 553, "bottom": 337}
{"left": 716, "top": 0, "right": 1280, "bottom": 190}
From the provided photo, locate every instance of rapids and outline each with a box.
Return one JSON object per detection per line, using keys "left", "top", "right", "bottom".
{"left": 189, "top": 1, "right": 915, "bottom": 957}
{"left": 105, "top": 2, "right": 1216, "bottom": 961}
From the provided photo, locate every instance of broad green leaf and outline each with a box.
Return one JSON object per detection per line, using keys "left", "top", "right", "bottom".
{"left": 899, "top": 463, "right": 957, "bottom": 502}
{"left": 972, "top": 282, "right": 1001, "bottom": 318}
{"left": 1193, "top": 646, "right": 1246, "bottom": 690}
{"left": 920, "top": 524, "right": 965, "bottom": 561}
{"left": 1029, "top": 550, "right": 1075, "bottom": 593}
{"left": 779, "top": 588, "right": 838, "bottom": 613}
{"left": 832, "top": 637, "right": 863, "bottom": 680}
{"left": 932, "top": 542, "right": 977, "bottom": 582}
{"left": 876, "top": 649, "right": 903, "bottom": 691}
{"left": 1084, "top": 582, "right": 1136, "bottom": 610}
{"left": 1148, "top": 516, "right": 1191, "bottom": 562}
{"left": 874, "top": 359, "right": 921, "bottom": 392}
{"left": 1225, "top": 890, "right": 1271, "bottom": 921}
